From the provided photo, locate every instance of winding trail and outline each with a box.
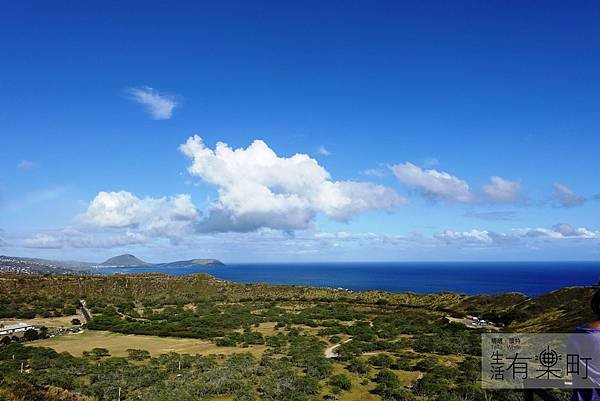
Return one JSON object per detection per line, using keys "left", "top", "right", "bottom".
{"left": 324, "top": 338, "right": 352, "bottom": 358}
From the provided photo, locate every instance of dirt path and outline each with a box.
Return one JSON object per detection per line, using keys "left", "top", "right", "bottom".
{"left": 325, "top": 338, "right": 352, "bottom": 358}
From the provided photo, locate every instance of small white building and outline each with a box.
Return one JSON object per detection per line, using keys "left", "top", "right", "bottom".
{"left": 0, "top": 322, "right": 34, "bottom": 336}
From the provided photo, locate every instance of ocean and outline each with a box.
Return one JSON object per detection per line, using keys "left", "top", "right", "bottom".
{"left": 98, "top": 261, "right": 600, "bottom": 296}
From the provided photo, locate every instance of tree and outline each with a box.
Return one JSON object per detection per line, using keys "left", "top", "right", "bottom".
{"left": 0, "top": 336, "right": 11, "bottom": 345}
{"left": 38, "top": 326, "right": 48, "bottom": 339}
{"left": 346, "top": 357, "right": 370, "bottom": 375}
{"left": 83, "top": 347, "right": 111, "bottom": 359}
{"left": 373, "top": 369, "right": 414, "bottom": 401}
{"left": 23, "top": 328, "right": 39, "bottom": 341}
{"left": 71, "top": 318, "right": 81, "bottom": 325}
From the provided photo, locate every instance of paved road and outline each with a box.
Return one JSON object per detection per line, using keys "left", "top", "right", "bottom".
{"left": 79, "top": 299, "right": 92, "bottom": 323}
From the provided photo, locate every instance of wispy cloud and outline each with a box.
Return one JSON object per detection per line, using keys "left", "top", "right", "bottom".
{"left": 22, "top": 229, "right": 148, "bottom": 249}
{"left": 390, "top": 160, "right": 531, "bottom": 206}
{"left": 481, "top": 176, "right": 523, "bottom": 204}
{"left": 362, "top": 167, "right": 387, "bottom": 178}
{"left": 317, "top": 145, "right": 331, "bottom": 156}
{"left": 436, "top": 224, "right": 600, "bottom": 248}
{"left": 422, "top": 157, "right": 439, "bottom": 168}
{"left": 464, "top": 211, "right": 517, "bottom": 221}
{"left": 125, "top": 86, "right": 178, "bottom": 120}
{"left": 17, "top": 160, "right": 37, "bottom": 169}
{"left": 391, "top": 162, "right": 473, "bottom": 203}
{"left": 1, "top": 187, "right": 66, "bottom": 213}
{"left": 553, "top": 182, "right": 584, "bottom": 208}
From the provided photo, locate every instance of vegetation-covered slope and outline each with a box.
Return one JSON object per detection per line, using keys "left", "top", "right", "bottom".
{"left": 0, "top": 272, "right": 595, "bottom": 401}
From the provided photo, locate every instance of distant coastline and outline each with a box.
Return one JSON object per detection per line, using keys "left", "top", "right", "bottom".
{"left": 96, "top": 253, "right": 224, "bottom": 268}
{"left": 97, "top": 261, "right": 600, "bottom": 297}
{"left": 2, "top": 254, "right": 598, "bottom": 297}
{"left": 97, "top": 259, "right": 225, "bottom": 269}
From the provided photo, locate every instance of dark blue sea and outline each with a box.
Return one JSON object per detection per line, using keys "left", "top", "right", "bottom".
{"left": 99, "top": 261, "right": 600, "bottom": 296}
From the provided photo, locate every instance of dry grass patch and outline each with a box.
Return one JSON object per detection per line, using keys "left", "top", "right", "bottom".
{"left": 247, "top": 322, "right": 280, "bottom": 336}
{"left": 28, "top": 330, "right": 267, "bottom": 358}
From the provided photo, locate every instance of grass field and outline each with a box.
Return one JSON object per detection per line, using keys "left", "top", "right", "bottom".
{"left": 28, "top": 330, "right": 268, "bottom": 358}
{"left": 1, "top": 315, "right": 81, "bottom": 329}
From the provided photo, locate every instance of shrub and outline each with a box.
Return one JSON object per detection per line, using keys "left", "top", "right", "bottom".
{"left": 329, "top": 374, "right": 352, "bottom": 391}
{"left": 368, "top": 353, "right": 393, "bottom": 368}
{"left": 127, "top": 348, "right": 150, "bottom": 361}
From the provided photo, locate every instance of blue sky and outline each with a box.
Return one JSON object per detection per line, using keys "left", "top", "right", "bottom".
{"left": 1, "top": 1, "right": 599, "bottom": 262}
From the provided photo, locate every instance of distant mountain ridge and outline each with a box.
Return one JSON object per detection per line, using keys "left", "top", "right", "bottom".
{"left": 100, "top": 254, "right": 150, "bottom": 267}
{"left": 158, "top": 258, "right": 225, "bottom": 267}
{"left": 99, "top": 254, "right": 224, "bottom": 268}
{"left": 0, "top": 254, "right": 225, "bottom": 274}
{"left": 96, "top": 253, "right": 224, "bottom": 268}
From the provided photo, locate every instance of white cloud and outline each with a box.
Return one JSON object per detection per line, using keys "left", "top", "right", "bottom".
{"left": 391, "top": 162, "right": 472, "bottom": 203}
{"left": 553, "top": 182, "right": 584, "bottom": 208}
{"left": 21, "top": 191, "right": 200, "bottom": 249}
{"left": 278, "top": 224, "right": 600, "bottom": 255}
{"left": 481, "top": 176, "right": 522, "bottom": 204}
{"left": 317, "top": 145, "right": 331, "bottom": 156}
{"left": 515, "top": 224, "right": 600, "bottom": 239}
{"left": 437, "top": 224, "right": 600, "bottom": 248}
{"left": 435, "top": 229, "right": 494, "bottom": 245}
{"left": 79, "top": 191, "right": 200, "bottom": 238}
{"left": 17, "top": 160, "right": 37, "bottom": 169}
{"left": 392, "top": 164, "right": 526, "bottom": 205}
{"left": 180, "top": 135, "right": 406, "bottom": 232}
{"left": 126, "top": 86, "right": 178, "bottom": 120}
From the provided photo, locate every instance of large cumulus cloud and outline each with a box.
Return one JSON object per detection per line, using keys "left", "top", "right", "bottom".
{"left": 79, "top": 191, "right": 200, "bottom": 238}
{"left": 180, "top": 135, "right": 406, "bottom": 232}
{"left": 20, "top": 191, "right": 201, "bottom": 249}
